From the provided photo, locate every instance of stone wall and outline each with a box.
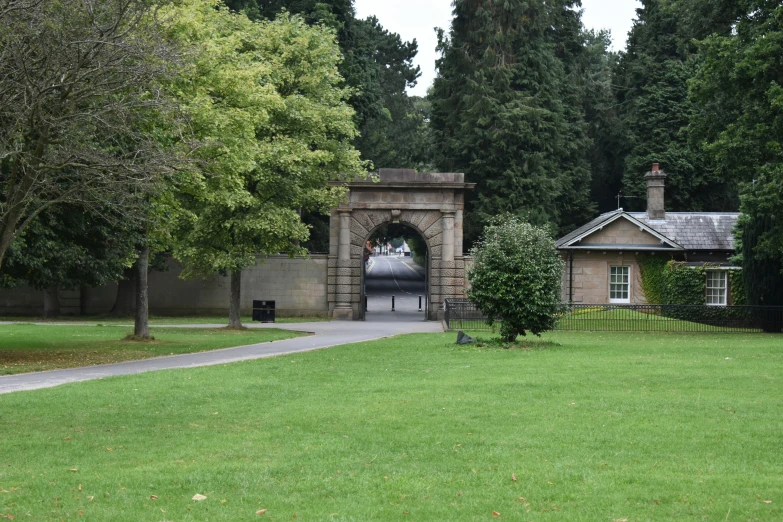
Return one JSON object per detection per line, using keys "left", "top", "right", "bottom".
{"left": 580, "top": 218, "right": 661, "bottom": 245}
{"left": 560, "top": 251, "right": 645, "bottom": 304}
{"left": 0, "top": 255, "right": 329, "bottom": 317}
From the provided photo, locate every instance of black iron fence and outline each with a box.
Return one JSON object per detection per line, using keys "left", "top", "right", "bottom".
{"left": 444, "top": 299, "right": 783, "bottom": 333}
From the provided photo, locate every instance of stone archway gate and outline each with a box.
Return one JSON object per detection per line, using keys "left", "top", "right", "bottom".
{"left": 328, "top": 169, "right": 474, "bottom": 320}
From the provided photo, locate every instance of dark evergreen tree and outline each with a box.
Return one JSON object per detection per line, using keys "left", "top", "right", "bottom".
{"left": 689, "top": 1, "right": 783, "bottom": 314}
{"left": 739, "top": 214, "right": 783, "bottom": 309}
{"left": 580, "top": 31, "right": 624, "bottom": 213}
{"left": 614, "top": 0, "right": 740, "bottom": 212}
{"left": 430, "top": 0, "right": 595, "bottom": 242}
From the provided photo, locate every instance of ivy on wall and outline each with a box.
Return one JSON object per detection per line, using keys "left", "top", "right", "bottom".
{"left": 638, "top": 256, "right": 667, "bottom": 305}
{"left": 663, "top": 262, "right": 706, "bottom": 305}
{"left": 728, "top": 270, "right": 747, "bottom": 305}
{"left": 637, "top": 257, "right": 745, "bottom": 305}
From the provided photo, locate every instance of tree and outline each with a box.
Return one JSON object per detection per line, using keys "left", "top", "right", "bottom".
{"left": 1, "top": 206, "right": 140, "bottom": 317}
{"left": 223, "top": 0, "right": 425, "bottom": 170}
{"left": 614, "top": 0, "right": 740, "bottom": 212}
{"left": 166, "top": 2, "right": 366, "bottom": 327}
{"left": 430, "top": 0, "right": 595, "bottom": 246}
{"left": 468, "top": 218, "right": 563, "bottom": 342}
{"left": 580, "top": 31, "right": 624, "bottom": 213}
{"left": 689, "top": 1, "right": 783, "bottom": 310}
{"left": 0, "top": 0, "right": 181, "bottom": 270}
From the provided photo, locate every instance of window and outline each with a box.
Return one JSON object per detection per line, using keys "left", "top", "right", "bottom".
{"left": 609, "top": 266, "right": 630, "bottom": 303}
{"left": 706, "top": 270, "right": 727, "bottom": 306}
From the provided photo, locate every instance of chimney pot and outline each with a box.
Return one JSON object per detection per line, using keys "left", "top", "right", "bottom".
{"left": 644, "top": 163, "right": 666, "bottom": 220}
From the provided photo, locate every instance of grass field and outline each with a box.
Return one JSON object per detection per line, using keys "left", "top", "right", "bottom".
{"left": 0, "top": 325, "right": 304, "bottom": 375}
{"left": 0, "top": 315, "right": 330, "bottom": 325}
{"left": 1, "top": 331, "right": 781, "bottom": 520}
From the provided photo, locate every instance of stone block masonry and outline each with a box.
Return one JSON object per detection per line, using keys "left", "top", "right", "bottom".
{"left": 0, "top": 255, "right": 330, "bottom": 317}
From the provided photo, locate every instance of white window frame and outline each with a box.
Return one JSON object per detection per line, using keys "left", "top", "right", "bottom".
{"left": 705, "top": 270, "right": 728, "bottom": 306}
{"left": 609, "top": 265, "right": 631, "bottom": 304}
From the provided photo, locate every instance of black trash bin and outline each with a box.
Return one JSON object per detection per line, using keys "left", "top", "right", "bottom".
{"left": 252, "top": 300, "right": 275, "bottom": 323}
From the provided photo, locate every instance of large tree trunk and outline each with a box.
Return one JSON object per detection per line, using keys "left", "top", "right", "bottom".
{"left": 229, "top": 269, "right": 242, "bottom": 328}
{"left": 43, "top": 286, "right": 60, "bottom": 318}
{"left": 0, "top": 212, "right": 21, "bottom": 271}
{"left": 134, "top": 245, "right": 150, "bottom": 339}
{"left": 110, "top": 272, "right": 136, "bottom": 315}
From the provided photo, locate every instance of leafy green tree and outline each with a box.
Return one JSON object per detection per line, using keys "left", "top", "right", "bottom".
{"left": 468, "top": 218, "right": 563, "bottom": 342}
{"left": 166, "top": 2, "right": 366, "bottom": 327}
{"left": 614, "top": 0, "right": 740, "bottom": 212}
{"left": 0, "top": 0, "right": 180, "bottom": 270}
{"left": 1, "top": 206, "right": 140, "bottom": 317}
{"left": 430, "top": 0, "right": 595, "bottom": 244}
{"left": 689, "top": 1, "right": 783, "bottom": 308}
{"left": 224, "top": 0, "right": 425, "bottom": 170}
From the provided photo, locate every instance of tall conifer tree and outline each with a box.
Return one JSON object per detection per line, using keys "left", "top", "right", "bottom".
{"left": 430, "top": 0, "right": 595, "bottom": 242}
{"left": 614, "top": 0, "right": 740, "bottom": 211}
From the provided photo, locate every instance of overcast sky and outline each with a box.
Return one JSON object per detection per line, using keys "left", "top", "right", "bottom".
{"left": 354, "top": 0, "right": 642, "bottom": 97}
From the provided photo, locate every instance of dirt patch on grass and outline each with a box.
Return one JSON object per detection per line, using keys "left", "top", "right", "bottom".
{"left": 473, "top": 337, "right": 562, "bottom": 350}
{"left": 0, "top": 349, "right": 153, "bottom": 374}
{"left": 122, "top": 334, "right": 158, "bottom": 342}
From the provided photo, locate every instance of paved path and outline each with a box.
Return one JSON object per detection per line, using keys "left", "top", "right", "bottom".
{"left": 366, "top": 255, "right": 427, "bottom": 322}
{"left": 0, "top": 320, "right": 443, "bottom": 395}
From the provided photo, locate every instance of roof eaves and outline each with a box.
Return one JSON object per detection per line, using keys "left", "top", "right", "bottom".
{"left": 558, "top": 211, "right": 684, "bottom": 250}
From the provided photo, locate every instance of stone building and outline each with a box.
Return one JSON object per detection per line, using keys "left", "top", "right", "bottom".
{"left": 556, "top": 164, "right": 740, "bottom": 305}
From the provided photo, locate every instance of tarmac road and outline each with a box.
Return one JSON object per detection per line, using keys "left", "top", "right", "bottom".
{"left": 364, "top": 255, "right": 427, "bottom": 321}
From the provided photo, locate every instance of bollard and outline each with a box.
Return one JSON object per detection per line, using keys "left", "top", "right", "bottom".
{"left": 364, "top": 294, "right": 368, "bottom": 311}
{"left": 391, "top": 295, "right": 395, "bottom": 311}
{"left": 418, "top": 295, "right": 422, "bottom": 312}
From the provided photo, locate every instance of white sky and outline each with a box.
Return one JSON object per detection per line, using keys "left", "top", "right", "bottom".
{"left": 355, "top": 0, "right": 642, "bottom": 97}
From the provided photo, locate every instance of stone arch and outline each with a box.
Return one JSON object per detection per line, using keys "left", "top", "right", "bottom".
{"left": 327, "top": 169, "right": 474, "bottom": 320}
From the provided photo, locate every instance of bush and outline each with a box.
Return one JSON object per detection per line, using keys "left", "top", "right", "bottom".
{"left": 467, "top": 218, "right": 563, "bottom": 342}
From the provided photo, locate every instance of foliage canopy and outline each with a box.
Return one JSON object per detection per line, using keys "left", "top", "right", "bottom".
{"left": 468, "top": 218, "right": 563, "bottom": 342}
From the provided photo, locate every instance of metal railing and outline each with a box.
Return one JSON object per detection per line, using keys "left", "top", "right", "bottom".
{"left": 444, "top": 299, "right": 783, "bottom": 333}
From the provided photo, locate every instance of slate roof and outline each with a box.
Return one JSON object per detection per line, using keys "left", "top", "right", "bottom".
{"left": 557, "top": 210, "right": 739, "bottom": 251}
{"left": 628, "top": 212, "right": 738, "bottom": 251}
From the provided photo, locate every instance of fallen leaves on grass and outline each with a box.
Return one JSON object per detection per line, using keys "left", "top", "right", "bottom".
{"left": 492, "top": 511, "right": 501, "bottom": 517}
{"left": 512, "top": 473, "right": 517, "bottom": 482}
{"left": 150, "top": 495, "right": 158, "bottom": 500}
{"left": 256, "top": 509, "right": 267, "bottom": 515}
{"left": 192, "top": 494, "right": 207, "bottom": 501}
{"left": 763, "top": 500, "right": 772, "bottom": 504}
{"left": 68, "top": 468, "right": 78, "bottom": 472}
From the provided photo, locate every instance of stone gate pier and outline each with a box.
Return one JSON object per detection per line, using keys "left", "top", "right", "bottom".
{"left": 328, "top": 169, "right": 474, "bottom": 320}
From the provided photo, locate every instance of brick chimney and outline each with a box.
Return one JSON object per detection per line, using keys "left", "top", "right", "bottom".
{"left": 645, "top": 163, "right": 666, "bottom": 220}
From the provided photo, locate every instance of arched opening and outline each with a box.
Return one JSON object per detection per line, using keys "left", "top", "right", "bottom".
{"left": 362, "top": 222, "right": 430, "bottom": 321}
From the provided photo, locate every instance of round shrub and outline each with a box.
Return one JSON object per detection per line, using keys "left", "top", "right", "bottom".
{"left": 468, "top": 218, "right": 563, "bottom": 342}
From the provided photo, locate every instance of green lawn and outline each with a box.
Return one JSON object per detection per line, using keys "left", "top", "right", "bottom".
{"left": 0, "top": 315, "right": 330, "bottom": 325}
{"left": 0, "top": 325, "right": 304, "bottom": 375}
{"left": 1, "top": 331, "right": 781, "bottom": 520}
